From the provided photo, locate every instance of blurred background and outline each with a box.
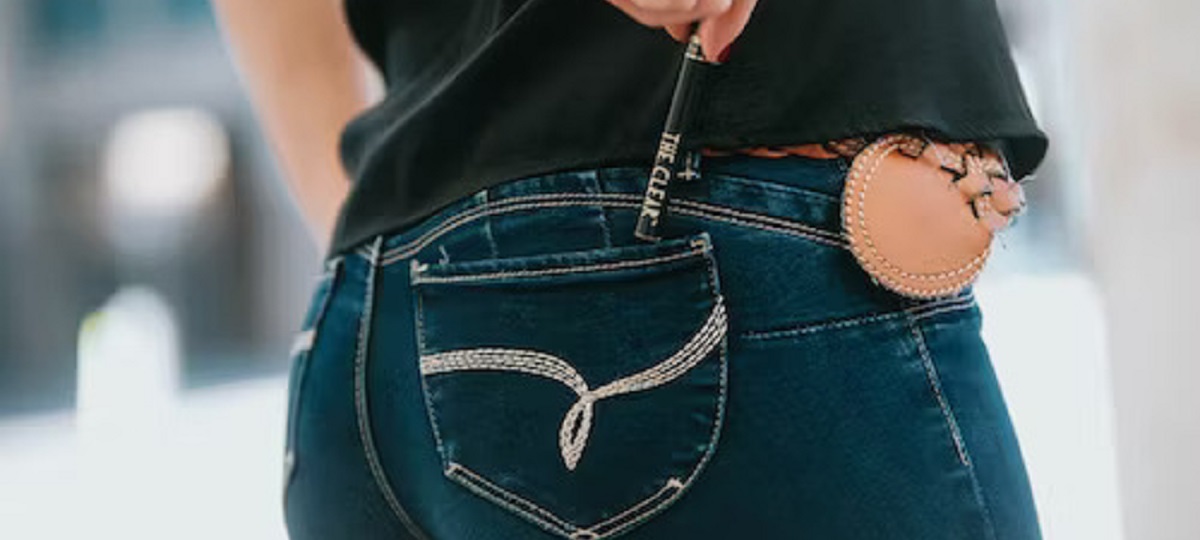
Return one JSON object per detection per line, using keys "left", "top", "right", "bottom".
{"left": 0, "top": 0, "right": 1194, "bottom": 539}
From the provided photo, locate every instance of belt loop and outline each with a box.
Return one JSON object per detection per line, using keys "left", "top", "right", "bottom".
{"left": 368, "top": 235, "right": 384, "bottom": 268}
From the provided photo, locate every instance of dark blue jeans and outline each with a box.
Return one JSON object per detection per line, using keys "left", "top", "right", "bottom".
{"left": 282, "top": 154, "right": 1043, "bottom": 539}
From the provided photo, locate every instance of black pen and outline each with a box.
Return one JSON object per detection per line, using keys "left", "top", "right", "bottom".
{"left": 635, "top": 26, "right": 711, "bottom": 242}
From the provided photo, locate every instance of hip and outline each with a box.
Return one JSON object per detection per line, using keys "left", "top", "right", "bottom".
{"left": 281, "top": 153, "right": 1041, "bottom": 539}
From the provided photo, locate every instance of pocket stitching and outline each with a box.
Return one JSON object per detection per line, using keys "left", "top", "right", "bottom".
{"left": 907, "top": 313, "right": 972, "bottom": 468}
{"left": 668, "top": 201, "right": 846, "bottom": 248}
{"left": 382, "top": 194, "right": 642, "bottom": 265}
{"left": 410, "top": 239, "right": 708, "bottom": 285}
{"left": 418, "top": 300, "right": 726, "bottom": 471}
{"left": 409, "top": 241, "right": 730, "bottom": 539}
{"left": 375, "top": 192, "right": 847, "bottom": 267}
{"left": 741, "top": 291, "right": 976, "bottom": 341}
{"left": 446, "top": 461, "right": 578, "bottom": 536}
{"left": 904, "top": 312, "right": 1000, "bottom": 540}
{"left": 707, "top": 171, "right": 842, "bottom": 204}
{"left": 413, "top": 280, "right": 451, "bottom": 463}
{"left": 353, "top": 238, "right": 433, "bottom": 539}
{"left": 599, "top": 245, "right": 731, "bottom": 538}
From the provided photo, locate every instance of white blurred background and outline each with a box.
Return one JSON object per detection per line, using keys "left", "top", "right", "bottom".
{"left": 0, "top": 1, "right": 1194, "bottom": 539}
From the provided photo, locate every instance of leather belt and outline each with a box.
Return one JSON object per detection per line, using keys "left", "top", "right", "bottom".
{"left": 703, "top": 133, "right": 1029, "bottom": 299}
{"left": 702, "top": 135, "right": 1027, "bottom": 232}
{"left": 633, "top": 28, "right": 1027, "bottom": 299}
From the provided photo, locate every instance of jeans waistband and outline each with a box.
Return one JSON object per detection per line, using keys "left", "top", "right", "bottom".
{"left": 351, "top": 153, "right": 852, "bottom": 264}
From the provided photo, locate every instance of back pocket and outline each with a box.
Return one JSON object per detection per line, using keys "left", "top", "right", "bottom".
{"left": 409, "top": 231, "right": 728, "bottom": 539}
{"left": 284, "top": 257, "right": 342, "bottom": 502}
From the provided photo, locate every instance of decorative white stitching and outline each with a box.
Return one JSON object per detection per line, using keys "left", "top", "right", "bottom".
{"left": 581, "top": 171, "right": 615, "bottom": 249}
{"left": 907, "top": 315, "right": 971, "bottom": 468}
{"left": 668, "top": 198, "right": 846, "bottom": 246}
{"left": 905, "top": 313, "right": 1001, "bottom": 540}
{"left": 377, "top": 192, "right": 848, "bottom": 267}
{"left": 905, "top": 291, "right": 976, "bottom": 317}
{"left": 446, "top": 462, "right": 577, "bottom": 537}
{"left": 421, "top": 301, "right": 727, "bottom": 471}
{"left": 741, "top": 292, "right": 976, "bottom": 341}
{"left": 397, "top": 196, "right": 736, "bottom": 537}
{"left": 382, "top": 194, "right": 637, "bottom": 265}
{"left": 583, "top": 477, "right": 683, "bottom": 537}
{"left": 590, "top": 248, "right": 730, "bottom": 538}
{"left": 842, "top": 135, "right": 990, "bottom": 298}
{"left": 480, "top": 190, "right": 501, "bottom": 259}
{"left": 412, "top": 246, "right": 729, "bottom": 538}
{"left": 908, "top": 298, "right": 979, "bottom": 322}
{"left": 709, "top": 173, "right": 841, "bottom": 204}
{"left": 354, "top": 237, "right": 432, "bottom": 540}
{"left": 743, "top": 310, "right": 910, "bottom": 341}
{"left": 411, "top": 246, "right": 707, "bottom": 285}
{"left": 413, "top": 268, "right": 450, "bottom": 462}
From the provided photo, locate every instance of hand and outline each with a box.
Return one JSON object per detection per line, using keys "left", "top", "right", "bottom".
{"left": 606, "top": 0, "right": 760, "bottom": 63}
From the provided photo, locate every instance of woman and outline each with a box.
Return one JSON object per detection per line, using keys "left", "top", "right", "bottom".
{"left": 215, "top": 1, "right": 1046, "bottom": 538}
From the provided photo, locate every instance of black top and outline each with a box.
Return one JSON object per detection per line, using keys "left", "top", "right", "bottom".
{"left": 333, "top": 0, "right": 1048, "bottom": 255}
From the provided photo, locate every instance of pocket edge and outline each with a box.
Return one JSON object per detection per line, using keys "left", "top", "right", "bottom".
{"left": 407, "top": 236, "right": 731, "bottom": 539}
{"left": 410, "top": 231, "right": 714, "bottom": 285}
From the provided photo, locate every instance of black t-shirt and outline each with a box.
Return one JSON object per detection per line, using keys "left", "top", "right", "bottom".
{"left": 333, "top": 0, "right": 1048, "bottom": 255}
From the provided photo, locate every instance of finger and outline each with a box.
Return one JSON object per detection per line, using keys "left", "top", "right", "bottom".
{"left": 607, "top": 0, "right": 732, "bottom": 27}
{"left": 696, "top": 0, "right": 758, "bottom": 62}
{"left": 664, "top": 23, "right": 692, "bottom": 42}
{"left": 627, "top": 0, "right": 731, "bottom": 14}
{"left": 625, "top": 0, "right": 699, "bottom": 9}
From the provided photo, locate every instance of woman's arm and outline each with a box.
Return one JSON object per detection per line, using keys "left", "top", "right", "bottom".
{"left": 212, "top": 0, "right": 377, "bottom": 251}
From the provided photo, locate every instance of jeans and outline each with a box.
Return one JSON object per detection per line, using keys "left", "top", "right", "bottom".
{"left": 282, "top": 153, "right": 1043, "bottom": 539}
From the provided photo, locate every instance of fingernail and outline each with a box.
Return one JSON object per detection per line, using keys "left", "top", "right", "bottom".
{"left": 717, "top": 44, "right": 733, "bottom": 63}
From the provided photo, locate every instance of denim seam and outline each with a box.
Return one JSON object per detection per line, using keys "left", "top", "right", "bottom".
{"left": 908, "top": 298, "right": 980, "bottom": 323}
{"left": 410, "top": 245, "right": 706, "bottom": 285}
{"left": 446, "top": 462, "right": 578, "bottom": 537}
{"left": 353, "top": 237, "right": 431, "bottom": 540}
{"left": 582, "top": 170, "right": 615, "bottom": 249}
{"left": 381, "top": 194, "right": 638, "bottom": 264}
{"left": 418, "top": 301, "right": 726, "bottom": 471}
{"left": 413, "top": 276, "right": 451, "bottom": 463}
{"left": 583, "top": 479, "right": 681, "bottom": 538}
{"left": 707, "top": 173, "right": 841, "bottom": 204}
{"left": 667, "top": 203, "right": 846, "bottom": 249}
{"left": 905, "top": 312, "right": 1000, "bottom": 540}
{"left": 589, "top": 250, "right": 730, "bottom": 538}
{"left": 376, "top": 193, "right": 845, "bottom": 267}
{"left": 595, "top": 249, "right": 731, "bottom": 539}
{"left": 408, "top": 245, "right": 730, "bottom": 539}
{"left": 742, "top": 310, "right": 909, "bottom": 341}
{"left": 906, "top": 293, "right": 977, "bottom": 320}
{"left": 741, "top": 292, "right": 976, "bottom": 341}
{"left": 659, "top": 198, "right": 845, "bottom": 246}
{"left": 481, "top": 189, "right": 501, "bottom": 259}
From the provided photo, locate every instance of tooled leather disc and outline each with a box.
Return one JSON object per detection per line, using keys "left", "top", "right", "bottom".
{"left": 841, "top": 134, "right": 995, "bottom": 300}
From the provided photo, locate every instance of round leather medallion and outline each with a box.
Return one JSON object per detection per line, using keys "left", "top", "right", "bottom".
{"left": 841, "top": 134, "right": 1024, "bottom": 300}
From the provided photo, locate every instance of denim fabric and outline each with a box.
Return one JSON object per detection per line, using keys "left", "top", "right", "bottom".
{"left": 282, "top": 154, "right": 1043, "bottom": 540}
